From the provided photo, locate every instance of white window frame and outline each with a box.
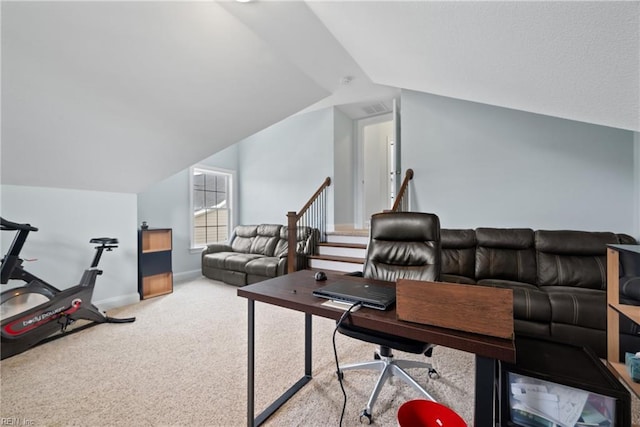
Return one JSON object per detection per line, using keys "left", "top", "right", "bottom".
{"left": 189, "top": 165, "right": 234, "bottom": 250}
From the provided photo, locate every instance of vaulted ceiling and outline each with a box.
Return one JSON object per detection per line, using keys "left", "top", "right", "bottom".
{"left": 2, "top": 1, "right": 638, "bottom": 194}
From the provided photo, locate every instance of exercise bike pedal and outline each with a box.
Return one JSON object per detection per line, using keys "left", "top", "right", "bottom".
{"left": 58, "top": 316, "right": 76, "bottom": 332}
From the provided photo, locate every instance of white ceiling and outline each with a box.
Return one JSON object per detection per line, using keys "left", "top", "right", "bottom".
{"left": 2, "top": 1, "right": 638, "bottom": 194}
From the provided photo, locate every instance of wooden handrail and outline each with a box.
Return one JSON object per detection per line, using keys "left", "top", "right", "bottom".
{"left": 296, "top": 177, "right": 331, "bottom": 221}
{"left": 287, "top": 177, "right": 332, "bottom": 273}
{"left": 391, "top": 169, "right": 414, "bottom": 212}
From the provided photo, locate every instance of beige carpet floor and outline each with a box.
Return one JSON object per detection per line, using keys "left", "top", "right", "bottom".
{"left": 0, "top": 278, "right": 637, "bottom": 426}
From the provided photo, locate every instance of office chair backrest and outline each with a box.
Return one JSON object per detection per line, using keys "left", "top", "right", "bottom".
{"left": 363, "top": 212, "right": 441, "bottom": 282}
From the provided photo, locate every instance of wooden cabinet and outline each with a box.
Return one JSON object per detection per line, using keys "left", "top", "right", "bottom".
{"left": 138, "top": 228, "right": 173, "bottom": 299}
{"left": 606, "top": 245, "right": 640, "bottom": 402}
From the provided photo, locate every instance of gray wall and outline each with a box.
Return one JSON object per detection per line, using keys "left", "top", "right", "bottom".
{"left": 136, "top": 107, "right": 338, "bottom": 275}
{"left": 333, "top": 108, "right": 355, "bottom": 227}
{"left": 137, "top": 93, "right": 639, "bottom": 281}
{"left": 136, "top": 107, "right": 340, "bottom": 278}
{"left": 401, "top": 90, "right": 636, "bottom": 235}
{"left": 137, "top": 144, "right": 239, "bottom": 280}
{"left": 635, "top": 132, "right": 640, "bottom": 237}
{"left": 1, "top": 185, "right": 139, "bottom": 309}
{"left": 5, "top": 95, "right": 636, "bottom": 312}
{"left": 237, "top": 107, "right": 335, "bottom": 225}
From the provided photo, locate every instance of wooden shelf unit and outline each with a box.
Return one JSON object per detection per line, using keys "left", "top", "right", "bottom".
{"left": 606, "top": 245, "right": 640, "bottom": 400}
{"left": 141, "top": 228, "right": 172, "bottom": 253}
{"left": 138, "top": 228, "right": 173, "bottom": 299}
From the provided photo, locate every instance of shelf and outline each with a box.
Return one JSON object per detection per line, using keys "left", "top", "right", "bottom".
{"left": 141, "top": 272, "right": 173, "bottom": 299}
{"left": 610, "top": 302, "right": 640, "bottom": 324}
{"left": 139, "top": 228, "right": 173, "bottom": 300}
{"left": 607, "top": 245, "right": 640, "bottom": 403}
{"left": 606, "top": 361, "right": 640, "bottom": 397}
{"left": 141, "top": 229, "right": 172, "bottom": 253}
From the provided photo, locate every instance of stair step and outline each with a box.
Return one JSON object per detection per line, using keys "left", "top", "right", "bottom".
{"left": 309, "top": 254, "right": 364, "bottom": 273}
{"left": 326, "top": 234, "right": 369, "bottom": 245}
{"left": 328, "top": 228, "right": 369, "bottom": 236}
{"left": 318, "top": 242, "right": 367, "bottom": 258}
{"left": 310, "top": 254, "right": 365, "bottom": 263}
{"left": 319, "top": 242, "right": 367, "bottom": 249}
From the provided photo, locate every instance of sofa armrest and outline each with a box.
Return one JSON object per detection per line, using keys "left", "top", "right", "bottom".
{"left": 276, "top": 256, "right": 287, "bottom": 276}
{"left": 202, "top": 243, "right": 232, "bottom": 257}
{"left": 620, "top": 276, "right": 640, "bottom": 302}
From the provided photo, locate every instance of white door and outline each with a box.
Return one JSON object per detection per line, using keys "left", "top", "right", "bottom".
{"left": 362, "top": 117, "right": 394, "bottom": 227}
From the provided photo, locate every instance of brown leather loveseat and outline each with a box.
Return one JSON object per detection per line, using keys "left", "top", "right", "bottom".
{"left": 440, "top": 227, "right": 640, "bottom": 358}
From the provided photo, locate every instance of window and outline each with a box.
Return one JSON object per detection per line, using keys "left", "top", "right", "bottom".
{"left": 191, "top": 166, "right": 233, "bottom": 248}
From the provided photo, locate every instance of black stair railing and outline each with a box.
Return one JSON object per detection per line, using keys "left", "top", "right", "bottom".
{"left": 286, "top": 177, "right": 331, "bottom": 273}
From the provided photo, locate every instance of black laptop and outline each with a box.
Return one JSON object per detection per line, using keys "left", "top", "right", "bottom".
{"left": 312, "top": 280, "right": 396, "bottom": 310}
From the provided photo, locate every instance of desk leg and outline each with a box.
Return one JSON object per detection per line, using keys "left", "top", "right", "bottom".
{"left": 248, "top": 299, "right": 255, "bottom": 427}
{"left": 475, "top": 355, "right": 497, "bottom": 427}
{"left": 305, "top": 313, "right": 312, "bottom": 376}
{"left": 247, "top": 302, "right": 313, "bottom": 427}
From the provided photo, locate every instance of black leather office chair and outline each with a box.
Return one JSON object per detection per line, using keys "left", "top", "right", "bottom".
{"left": 338, "top": 211, "right": 442, "bottom": 424}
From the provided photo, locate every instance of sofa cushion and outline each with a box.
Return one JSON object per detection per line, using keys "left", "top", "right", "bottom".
{"left": 477, "top": 279, "right": 551, "bottom": 323}
{"left": 273, "top": 226, "right": 317, "bottom": 258}
{"left": 535, "top": 230, "right": 617, "bottom": 256}
{"left": 475, "top": 228, "right": 537, "bottom": 284}
{"left": 441, "top": 274, "right": 476, "bottom": 284}
{"left": 231, "top": 225, "right": 258, "bottom": 253}
{"left": 441, "top": 229, "right": 476, "bottom": 279}
{"left": 249, "top": 225, "right": 281, "bottom": 256}
{"left": 224, "top": 253, "right": 264, "bottom": 272}
{"left": 202, "top": 252, "right": 236, "bottom": 269}
{"left": 545, "top": 286, "right": 606, "bottom": 331}
{"left": 296, "top": 226, "right": 316, "bottom": 254}
{"left": 538, "top": 253, "right": 608, "bottom": 289}
{"left": 250, "top": 235, "right": 279, "bottom": 256}
{"left": 535, "top": 230, "right": 617, "bottom": 289}
{"left": 245, "top": 257, "right": 280, "bottom": 278}
{"left": 274, "top": 235, "right": 288, "bottom": 258}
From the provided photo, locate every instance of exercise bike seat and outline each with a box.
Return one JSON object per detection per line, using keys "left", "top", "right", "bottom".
{"left": 90, "top": 237, "right": 119, "bottom": 245}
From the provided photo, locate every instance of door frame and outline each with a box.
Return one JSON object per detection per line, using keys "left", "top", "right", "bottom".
{"left": 354, "top": 112, "right": 394, "bottom": 229}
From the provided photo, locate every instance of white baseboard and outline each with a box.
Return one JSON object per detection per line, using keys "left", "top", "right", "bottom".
{"left": 94, "top": 292, "right": 140, "bottom": 311}
{"left": 93, "top": 271, "right": 201, "bottom": 310}
{"left": 174, "top": 269, "right": 202, "bottom": 284}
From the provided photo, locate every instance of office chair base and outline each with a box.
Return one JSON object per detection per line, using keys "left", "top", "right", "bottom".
{"left": 339, "top": 355, "right": 437, "bottom": 422}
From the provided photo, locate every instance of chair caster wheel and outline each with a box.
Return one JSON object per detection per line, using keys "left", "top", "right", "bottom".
{"left": 359, "top": 410, "right": 372, "bottom": 424}
{"left": 428, "top": 368, "right": 440, "bottom": 379}
{"left": 374, "top": 352, "right": 380, "bottom": 360}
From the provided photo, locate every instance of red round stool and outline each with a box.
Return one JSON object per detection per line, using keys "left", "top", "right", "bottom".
{"left": 397, "top": 400, "right": 467, "bottom": 427}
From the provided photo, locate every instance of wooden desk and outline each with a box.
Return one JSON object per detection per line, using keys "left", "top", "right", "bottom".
{"left": 237, "top": 269, "right": 515, "bottom": 427}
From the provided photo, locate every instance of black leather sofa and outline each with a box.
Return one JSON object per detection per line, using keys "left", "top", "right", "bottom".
{"left": 440, "top": 227, "right": 640, "bottom": 358}
{"left": 201, "top": 224, "right": 317, "bottom": 286}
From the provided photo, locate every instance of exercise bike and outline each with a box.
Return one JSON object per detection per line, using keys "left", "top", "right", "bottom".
{"left": 1, "top": 217, "right": 135, "bottom": 360}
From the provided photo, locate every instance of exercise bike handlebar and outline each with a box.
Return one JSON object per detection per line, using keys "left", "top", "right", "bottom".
{"left": 0, "top": 217, "right": 38, "bottom": 232}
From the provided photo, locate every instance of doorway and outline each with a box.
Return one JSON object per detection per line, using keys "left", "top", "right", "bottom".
{"left": 356, "top": 113, "right": 397, "bottom": 228}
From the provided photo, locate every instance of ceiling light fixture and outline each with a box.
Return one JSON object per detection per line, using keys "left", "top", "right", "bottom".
{"left": 340, "top": 76, "right": 355, "bottom": 85}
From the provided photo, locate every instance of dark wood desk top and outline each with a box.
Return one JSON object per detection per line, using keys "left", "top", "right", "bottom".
{"left": 238, "top": 270, "right": 515, "bottom": 363}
